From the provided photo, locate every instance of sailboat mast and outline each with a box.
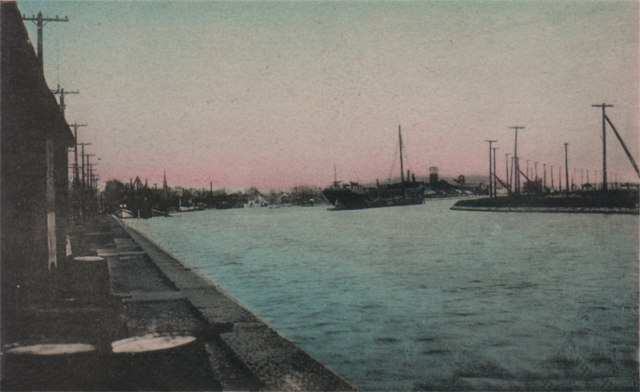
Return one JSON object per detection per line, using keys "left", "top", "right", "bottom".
{"left": 399, "top": 125, "right": 406, "bottom": 201}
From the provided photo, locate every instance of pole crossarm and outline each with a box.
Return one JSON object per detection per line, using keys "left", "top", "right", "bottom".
{"left": 51, "top": 85, "right": 79, "bottom": 95}
{"left": 604, "top": 114, "right": 640, "bottom": 179}
{"left": 51, "top": 85, "right": 80, "bottom": 117}
{"left": 22, "top": 12, "right": 68, "bottom": 68}
{"left": 68, "top": 123, "right": 88, "bottom": 130}
{"left": 23, "top": 14, "right": 69, "bottom": 23}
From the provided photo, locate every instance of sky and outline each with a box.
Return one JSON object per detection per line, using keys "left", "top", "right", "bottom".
{"left": 17, "top": 0, "right": 639, "bottom": 191}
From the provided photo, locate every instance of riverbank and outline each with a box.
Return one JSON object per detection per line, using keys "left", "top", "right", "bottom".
{"left": 1, "top": 214, "right": 355, "bottom": 391}
{"left": 451, "top": 190, "right": 639, "bottom": 215}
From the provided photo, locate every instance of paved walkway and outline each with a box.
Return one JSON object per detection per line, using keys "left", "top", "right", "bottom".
{"left": 1, "top": 215, "right": 355, "bottom": 391}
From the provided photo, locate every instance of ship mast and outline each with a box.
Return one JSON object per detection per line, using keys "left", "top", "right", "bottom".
{"left": 399, "top": 125, "right": 406, "bottom": 201}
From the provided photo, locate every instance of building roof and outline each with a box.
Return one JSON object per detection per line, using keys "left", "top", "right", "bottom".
{"left": 1, "top": 1, "right": 74, "bottom": 147}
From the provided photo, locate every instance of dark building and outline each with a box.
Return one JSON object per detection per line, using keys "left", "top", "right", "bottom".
{"left": 1, "top": 1, "right": 74, "bottom": 342}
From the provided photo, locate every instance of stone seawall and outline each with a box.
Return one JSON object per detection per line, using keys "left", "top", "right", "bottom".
{"left": 114, "top": 215, "right": 356, "bottom": 391}
{"left": 450, "top": 205, "right": 639, "bottom": 215}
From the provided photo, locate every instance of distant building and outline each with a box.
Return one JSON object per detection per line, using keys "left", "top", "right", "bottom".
{"left": 429, "top": 166, "right": 439, "bottom": 185}
{"left": 173, "top": 186, "right": 185, "bottom": 197}
{"left": 1, "top": 2, "right": 74, "bottom": 342}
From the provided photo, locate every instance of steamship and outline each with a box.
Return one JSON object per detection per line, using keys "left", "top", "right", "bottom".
{"left": 322, "top": 126, "right": 425, "bottom": 210}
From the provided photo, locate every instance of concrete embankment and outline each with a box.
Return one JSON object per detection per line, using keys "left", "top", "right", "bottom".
{"left": 451, "top": 205, "right": 639, "bottom": 215}
{"left": 451, "top": 191, "right": 639, "bottom": 215}
{"left": 114, "top": 215, "right": 356, "bottom": 391}
{"left": 1, "top": 214, "right": 355, "bottom": 391}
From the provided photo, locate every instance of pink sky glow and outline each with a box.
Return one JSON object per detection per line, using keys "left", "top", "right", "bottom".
{"left": 19, "top": 0, "right": 639, "bottom": 191}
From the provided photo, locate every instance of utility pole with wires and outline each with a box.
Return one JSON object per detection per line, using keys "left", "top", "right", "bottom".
{"left": 564, "top": 143, "right": 570, "bottom": 195}
{"left": 505, "top": 154, "right": 510, "bottom": 190}
{"left": 592, "top": 103, "right": 613, "bottom": 190}
{"left": 84, "top": 154, "right": 96, "bottom": 189}
{"left": 485, "top": 140, "right": 497, "bottom": 197}
{"left": 78, "top": 142, "right": 92, "bottom": 190}
{"left": 84, "top": 154, "right": 96, "bottom": 214}
{"left": 69, "top": 123, "right": 87, "bottom": 188}
{"left": 493, "top": 146, "right": 498, "bottom": 197}
{"left": 22, "top": 11, "right": 68, "bottom": 69}
{"left": 558, "top": 166, "right": 562, "bottom": 193}
{"left": 51, "top": 85, "right": 78, "bottom": 118}
{"left": 509, "top": 126, "right": 525, "bottom": 195}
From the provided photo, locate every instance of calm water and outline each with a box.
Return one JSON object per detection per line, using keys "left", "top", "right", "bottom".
{"left": 126, "top": 199, "right": 639, "bottom": 391}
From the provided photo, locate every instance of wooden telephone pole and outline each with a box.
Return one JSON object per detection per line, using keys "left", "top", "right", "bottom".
{"left": 51, "top": 85, "right": 79, "bottom": 118}
{"left": 22, "top": 11, "right": 68, "bottom": 68}
{"left": 485, "top": 140, "right": 497, "bottom": 197}
{"left": 509, "top": 126, "right": 525, "bottom": 195}
{"left": 592, "top": 103, "right": 613, "bottom": 190}
{"left": 68, "top": 123, "right": 87, "bottom": 188}
{"left": 505, "top": 154, "right": 510, "bottom": 189}
{"left": 493, "top": 147, "right": 498, "bottom": 197}
{"left": 78, "top": 142, "right": 92, "bottom": 189}
{"left": 564, "top": 143, "right": 570, "bottom": 195}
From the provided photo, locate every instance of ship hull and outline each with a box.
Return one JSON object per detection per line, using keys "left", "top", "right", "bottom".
{"left": 323, "top": 184, "right": 425, "bottom": 210}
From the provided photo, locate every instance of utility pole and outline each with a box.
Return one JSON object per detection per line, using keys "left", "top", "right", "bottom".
{"left": 564, "top": 143, "right": 570, "bottom": 195}
{"left": 78, "top": 142, "right": 92, "bottom": 188}
{"left": 22, "top": 11, "right": 69, "bottom": 69}
{"left": 592, "top": 103, "right": 613, "bottom": 191}
{"left": 485, "top": 140, "right": 496, "bottom": 197}
{"left": 85, "top": 154, "right": 96, "bottom": 192}
{"left": 68, "top": 123, "right": 87, "bottom": 188}
{"left": 398, "top": 125, "right": 405, "bottom": 201}
{"left": 492, "top": 147, "right": 498, "bottom": 197}
{"left": 509, "top": 126, "right": 525, "bottom": 195}
{"left": 510, "top": 156, "right": 515, "bottom": 191}
{"left": 543, "top": 163, "right": 547, "bottom": 192}
{"left": 505, "top": 154, "right": 510, "bottom": 190}
{"left": 558, "top": 166, "right": 562, "bottom": 192}
{"left": 550, "top": 165, "right": 554, "bottom": 191}
{"left": 85, "top": 154, "right": 96, "bottom": 213}
{"left": 51, "top": 85, "right": 78, "bottom": 118}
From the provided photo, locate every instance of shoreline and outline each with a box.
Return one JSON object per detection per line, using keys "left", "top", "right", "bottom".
{"left": 450, "top": 191, "right": 639, "bottom": 215}
{"left": 450, "top": 205, "right": 639, "bottom": 215}
{"left": 114, "top": 215, "right": 356, "bottom": 391}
